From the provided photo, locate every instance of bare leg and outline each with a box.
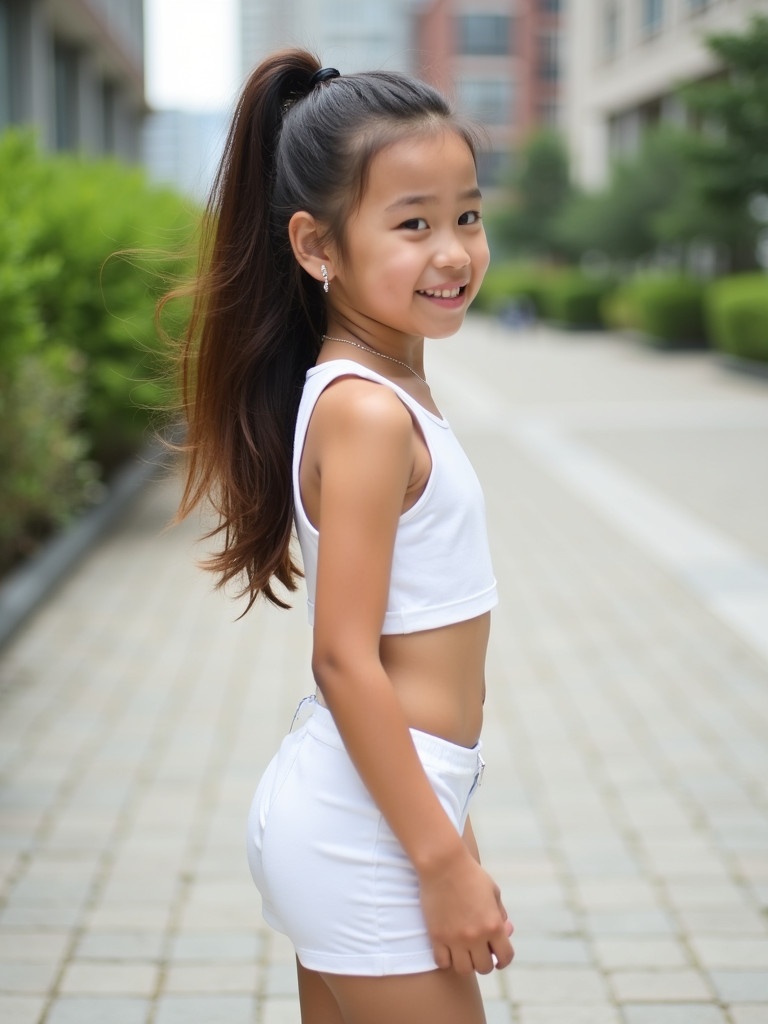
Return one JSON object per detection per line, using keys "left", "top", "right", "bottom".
{"left": 320, "top": 968, "right": 486, "bottom": 1024}
{"left": 297, "top": 959, "right": 346, "bottom": 1024}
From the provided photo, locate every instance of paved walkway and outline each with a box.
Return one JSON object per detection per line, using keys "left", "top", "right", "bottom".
{"left": 1, "top": 319, "right": 767, "bottom": 1024}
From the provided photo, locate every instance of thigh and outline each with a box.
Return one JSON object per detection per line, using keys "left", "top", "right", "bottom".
{"left": 297, "top": 960, "right": 345, "bottom": 1024}
{"left": 320, "top": 968, "right": 486, "bottom": 1024}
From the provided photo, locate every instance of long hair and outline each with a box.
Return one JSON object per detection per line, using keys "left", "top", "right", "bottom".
{"left": 172, "top": 49, "right": 478, "bottom": 612}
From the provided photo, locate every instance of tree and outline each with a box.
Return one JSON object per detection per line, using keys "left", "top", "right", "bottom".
{"left": 661, "top": 14, "right": 768, "bottom": 269}
{"left": 490, "top": 130, "right": 573, "bottom": 260}
{"left": 554, "top": 127, "right": 692, "bottom": 264}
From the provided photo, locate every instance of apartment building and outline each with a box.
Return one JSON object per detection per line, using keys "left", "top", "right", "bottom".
{"left": 240, "top": 0, "right": 414, "bottom": 78}
{"left": 564, "top": 0, "right": 766, "bottom": 188}
{"left": 414, "top": 0, "right": 563, "bottom": 187}
{"left": 0, "top": 0, "right": 146, "bottom": 160}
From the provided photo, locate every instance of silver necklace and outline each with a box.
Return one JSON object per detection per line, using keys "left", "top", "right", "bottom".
{"left": 323, "top": 335, "right": 427, "bottom": 385}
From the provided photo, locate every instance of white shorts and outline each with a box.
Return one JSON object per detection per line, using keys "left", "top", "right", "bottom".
{"left": 246, "top": 699, "right": 485, "bottom": 976}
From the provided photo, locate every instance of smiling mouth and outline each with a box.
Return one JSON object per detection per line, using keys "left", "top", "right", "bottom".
{"left": 417, "top": 285, "right": 466, "bottom": 299}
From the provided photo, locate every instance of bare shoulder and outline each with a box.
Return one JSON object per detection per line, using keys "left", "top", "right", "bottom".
{"left": 311, "top": 373, "right": 414, "bottom": 445}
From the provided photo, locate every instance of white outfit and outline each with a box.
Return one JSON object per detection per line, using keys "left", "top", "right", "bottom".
{"left": 246, "top": 360, "right": 496, "bottom": 975}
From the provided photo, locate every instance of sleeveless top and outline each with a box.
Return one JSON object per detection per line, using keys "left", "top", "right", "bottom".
{"left": 292, "top": 359, "right": 498, "bottom": 635}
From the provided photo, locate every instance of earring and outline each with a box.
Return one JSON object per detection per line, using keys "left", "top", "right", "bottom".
{"left": 321, "top": 264, "right": 329, "bottom": 294}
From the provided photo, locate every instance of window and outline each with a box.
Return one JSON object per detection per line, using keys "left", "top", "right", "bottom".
{"left": 0, "top": 0, "right": 11, "bottom": 128}
{"left": 457, "top": 14, "right": 512, "bottom": 56}
{"left": 53, "top": 41, "right": 80, "bottom": 150}
{"left": 475, "top": 149, "right": 508, "bottom": 188}
{"left": 457, "top": 78, "right": 513, "bottom": 125}
{"left": 537, "top": 99, "right": 560, "bottom": 127}
{"left": 603, "top": 1, "right": 620, "bottom": 60}
{"left": 102, "top": 80, "right": 117, "bottom": 153}
{"left": 538, "top": 33, "right": 560, "bottom": 82}
{"left": 641, "top": 0, "right": 664, "bottom": 37}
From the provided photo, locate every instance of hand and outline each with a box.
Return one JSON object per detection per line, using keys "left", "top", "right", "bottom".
{"left": 418, "top": 845, "right": 515, "bottom": 975}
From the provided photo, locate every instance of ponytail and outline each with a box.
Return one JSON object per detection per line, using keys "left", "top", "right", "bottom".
{"left": 175, "top": 51, "right": 323, "bottom": 611}
{"left": 172, "top": 49, "right": 475, "bottom": 613}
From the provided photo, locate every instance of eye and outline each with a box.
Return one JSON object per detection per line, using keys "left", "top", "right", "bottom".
{"left": 400, "top": 217, "right": 429, "bottom": 231}
{"left": 459, "top": 210, "right": 482, "bottom": 226}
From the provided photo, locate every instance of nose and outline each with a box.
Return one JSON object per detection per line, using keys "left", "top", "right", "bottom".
{"left": 434, "top": 229, "right": 471, "bottom": 269}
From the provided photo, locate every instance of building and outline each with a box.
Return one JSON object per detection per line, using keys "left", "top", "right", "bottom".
{"left": 0, "top": 0, "right": 146, "bottom": 160}
{"left": 564, "top": 0, "right": 766, "bottom": 189}
{"left": 240, "top": 0, "right": 414, "bottom": 80}
{"left": 143, "top": 108, "right": 229, "bottom": 203}
{"left": 239, "top": 0, "right": 562, "bottom": 190}
{"left": 413, "top": 0, "right": 563, "bottom": 187}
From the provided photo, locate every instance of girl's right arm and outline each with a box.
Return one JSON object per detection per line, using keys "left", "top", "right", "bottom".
{"left": 306, "top": 379, "right": 513, "bottom": 976}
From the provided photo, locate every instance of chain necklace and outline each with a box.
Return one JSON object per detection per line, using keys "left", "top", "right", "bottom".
{"left": 322, "top": 335, "right": 427, "bottom": 385}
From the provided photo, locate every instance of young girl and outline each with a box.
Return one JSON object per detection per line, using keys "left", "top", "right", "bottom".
{"left": 175, "top": 49, "right": 514, "bottom": 1024}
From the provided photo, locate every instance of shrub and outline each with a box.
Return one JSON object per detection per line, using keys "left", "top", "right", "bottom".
{"left": 0, "top": 129, "right": 196, "bottom": 573}
{"left": 474, "top": 262, "right": 552, "bottom": 317}
{"left": 706, "top": 273, "right": 768, "bottom": 363}
{"left": 603, "top": 274, "right": 708, "bottom": 347}
{"left": 539, "top": 272, "right": 614, "bottom": 329}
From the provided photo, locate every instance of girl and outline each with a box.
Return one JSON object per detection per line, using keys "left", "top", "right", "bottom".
{"left": 175, "top": 49, "right": 514, "bottom": 1024}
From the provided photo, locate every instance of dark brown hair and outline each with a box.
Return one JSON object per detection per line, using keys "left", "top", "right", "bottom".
{"left": 173, "top": 49, "right": 478, "bottom": 612}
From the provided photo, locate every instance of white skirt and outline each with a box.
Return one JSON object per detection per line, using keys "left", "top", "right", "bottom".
{"left": 246, "top": 699, "right": 485, "bottom": 976}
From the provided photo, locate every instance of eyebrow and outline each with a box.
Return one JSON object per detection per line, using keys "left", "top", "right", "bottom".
{"left": 385, "top": 187, "right": 483, "bottom": 212}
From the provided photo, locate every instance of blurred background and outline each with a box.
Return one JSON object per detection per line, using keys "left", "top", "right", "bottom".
{"left": 1, "top": 0, "right": 767, "bottom": 583}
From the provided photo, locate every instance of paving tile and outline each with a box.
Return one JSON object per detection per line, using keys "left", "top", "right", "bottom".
{"left": 0, "top": 931, "right": 70, "bottom": 964}
{"left": 517, "top": 1008, "right": 621, "bottom": 1024}
{"left": 610, "top": 969, "right": 712, "bottom": 1002}
{"left": 154, "top": 995, "right": 255, "bottom": 1024}
{"left": 162, "top": 963, "right": 258, "bottom": 994}
{"left": 621, "top": 1006, "right": 728, "bottom": 1024}
{"left": 58, "top": 962, "right": 158, "bottom": 996}
{"left": 261, "top": 996, "right": 302, "bottom": 1024}
{"left": 46, "top": 996, "right": 151, "bottom": 1024}
{"left": 0, "top": 996, "right": 47, "bottom": 1024}
{"left": 75, "top": 931, "right": 165, "bottom": 961}
{"left": 167, "top": 930, "right": 261, "bottom": 962}
{"left": 508, "top": 967, "right": 609, "bottom": 1004}
{"left": 709, "top": 971, "right": 768, "bottom": 1002}
{"left": 728, "top": 1008, "right": 768, "bottom": 1024}
{"left": 0, "top": 961, "right": 60, "bottom": 994}
{"left": 515, "top": 937, "right": 592, "bottom": 965}
{"left": 689, "top": 936, "right": 768, "bottom": 969}
{"left": 593, "top": 937, "right": 689, "bottom": 970}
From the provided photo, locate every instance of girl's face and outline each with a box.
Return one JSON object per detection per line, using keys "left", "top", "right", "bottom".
{"left": 327, "top": 129, "right": 490, "bottom": 342}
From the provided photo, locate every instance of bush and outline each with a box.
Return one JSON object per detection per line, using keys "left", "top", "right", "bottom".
{"left": 706, "top": 273, "right": 768, "bottom": 363}
{"left": 474, "top": 262, "right": 552, "bottom": 317}
{"left": 0, "top": 129, "right": 196, "bottom": 574}
{"left": 539, "top": 272, "right": 614, "bottom": 329}
{"left": 604, "top": 274, "right": 708, "bottom": 347}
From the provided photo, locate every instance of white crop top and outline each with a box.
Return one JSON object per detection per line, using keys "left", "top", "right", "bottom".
{"left": 292, "top": 360, "right": 498, "bottom": 635}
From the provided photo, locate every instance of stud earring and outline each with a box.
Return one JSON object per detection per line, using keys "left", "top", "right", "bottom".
{"left": 321, "top": 264, "right": 329, "bottom": 294}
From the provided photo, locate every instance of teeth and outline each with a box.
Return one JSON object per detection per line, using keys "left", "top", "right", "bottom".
{"left": 420, "top": 287, "right": 462, "bottom": 298}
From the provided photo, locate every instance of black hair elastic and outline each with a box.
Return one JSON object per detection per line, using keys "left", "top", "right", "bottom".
{"left": 309, "top": 67, "right": 341, "bottom": 88}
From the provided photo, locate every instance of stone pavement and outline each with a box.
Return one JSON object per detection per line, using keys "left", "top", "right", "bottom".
{"left": 1, "top": 318, "right": 767, "bottom": 1024}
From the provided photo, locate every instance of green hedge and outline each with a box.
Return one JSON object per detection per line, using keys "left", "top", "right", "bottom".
{"left": 538, "top": 272, "right": 614, "bottom": 329}
{"left": 474, "top": 262, "right": 552, "bottom": 317}
{"left": 706, "top": 274, "right": 768, "bottom": 363}
{"left": 0, "top": 130, "right": 196, "bottom": 574}
{"left": 604, "top": 274, "right": 708, "bottom": 347}
{"left": 476, "top": 262, "right": 614, "bottom": 329}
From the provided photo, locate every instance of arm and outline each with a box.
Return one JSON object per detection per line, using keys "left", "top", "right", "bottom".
{"left": 307, "top": 380, "right": 513, "bottom": 975}
{"left": 463, "top": 816, "right": 481, "bottom": 863}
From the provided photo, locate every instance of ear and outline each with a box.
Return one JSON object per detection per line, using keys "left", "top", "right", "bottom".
{"left": 289, "top": 211, "right": 334, "bottom": 287}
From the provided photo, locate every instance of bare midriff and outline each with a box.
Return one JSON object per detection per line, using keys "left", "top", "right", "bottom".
{"left": 378, "top": 611, "right": 490, "bottom": 748}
